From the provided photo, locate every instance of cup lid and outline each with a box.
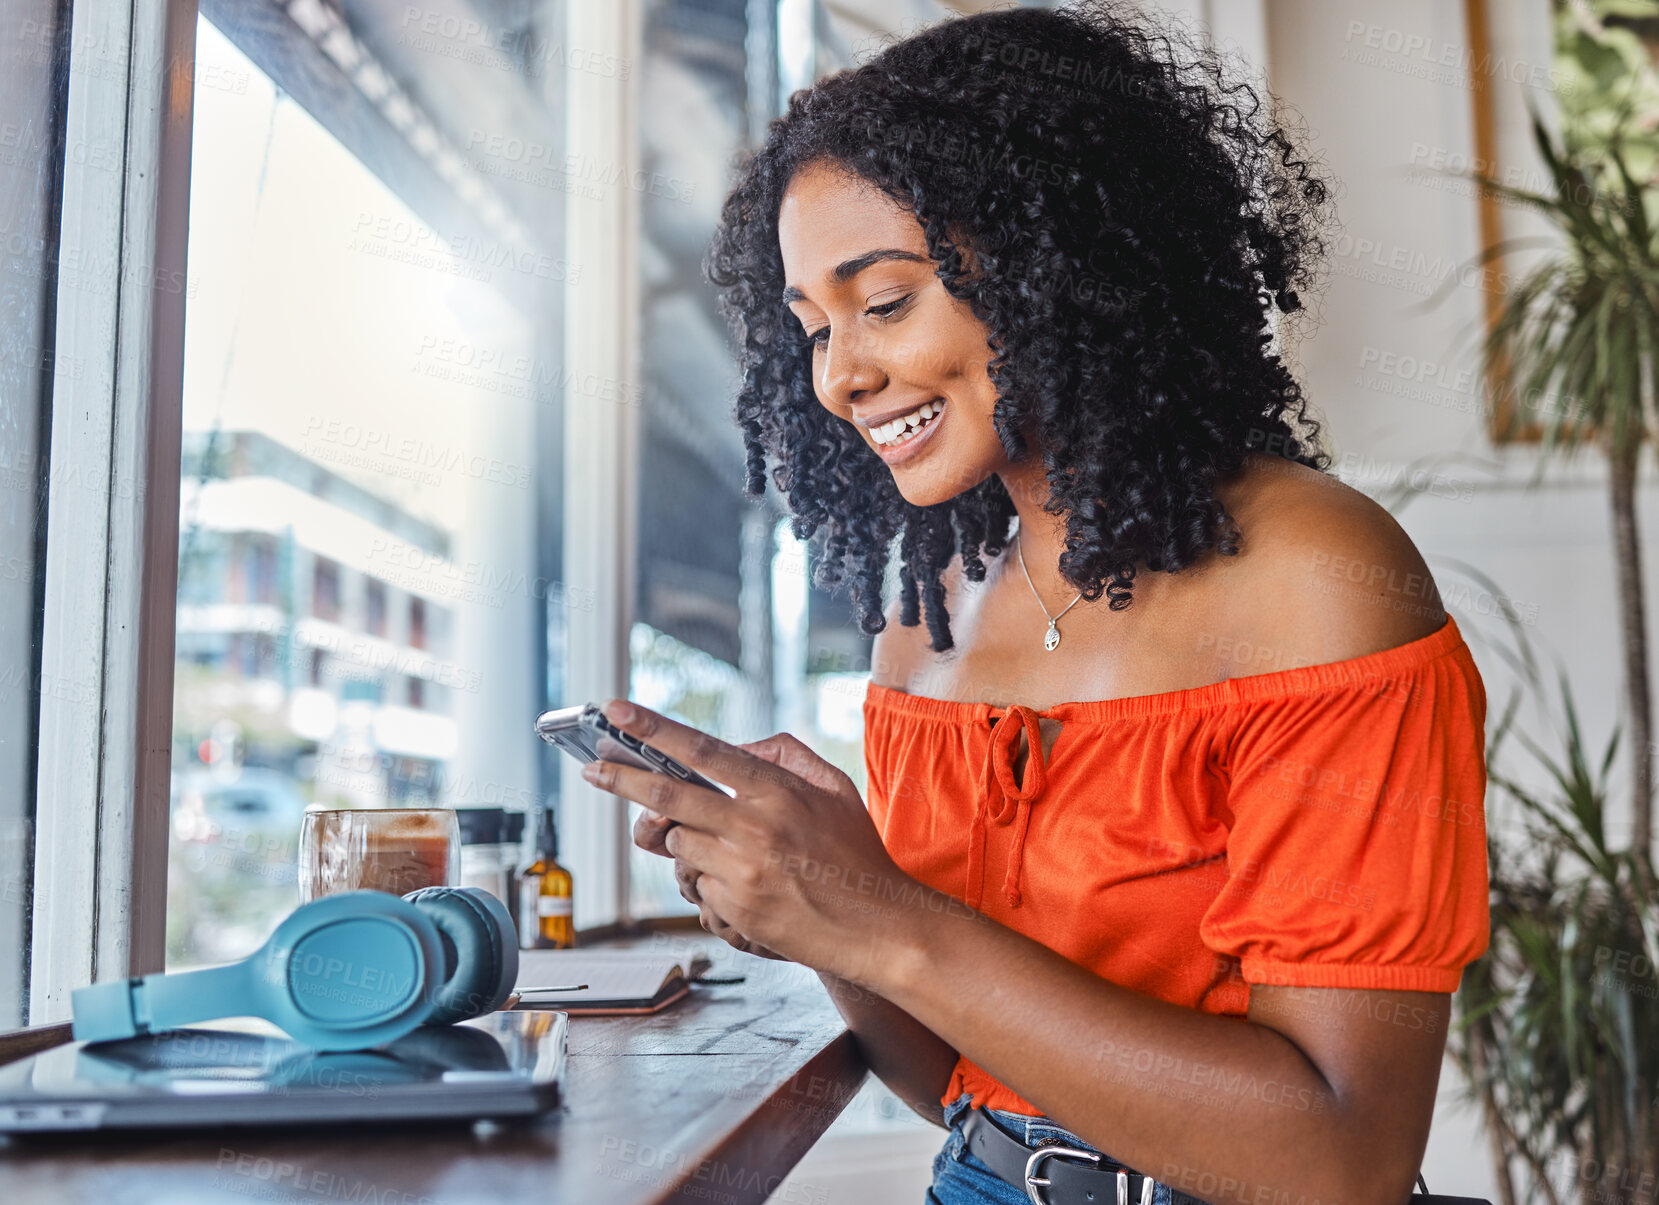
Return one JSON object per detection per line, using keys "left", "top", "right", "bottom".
{"left": 456, "top": 806, "right": 507, "bottom": 845}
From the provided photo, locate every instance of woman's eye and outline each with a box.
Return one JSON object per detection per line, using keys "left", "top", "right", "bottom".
{"left": 803, "top": 294, "right": 909, "bottom": 349}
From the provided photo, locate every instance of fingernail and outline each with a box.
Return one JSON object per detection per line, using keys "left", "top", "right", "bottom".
{"left": 581, "top": 762, "right": 601, "bottom": 782}
{"left": 603, "top": 698, "right": 635, "bottom": 724}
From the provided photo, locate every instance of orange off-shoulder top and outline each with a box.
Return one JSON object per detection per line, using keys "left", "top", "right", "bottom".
{"left": 861, "top": 614, "right": 1491, "bottom": 1115}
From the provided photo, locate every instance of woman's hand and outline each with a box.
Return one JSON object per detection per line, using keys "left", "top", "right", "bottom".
{"left": 667, "top": 855, "right": 791, "bottom": 960}
{"left": 633, "top": 752, "right": 788, "bottom": 961}
{"left": 642, "top": 725, "right": 882, "bottom": 962}
{"left": 585, "top": 700, "right": 920, "bottom": 984}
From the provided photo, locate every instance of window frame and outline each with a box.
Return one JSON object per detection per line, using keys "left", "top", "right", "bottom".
{"left": 28, "top": 0, "right": 198, "bottom": 1022}
{"left": 558, "top": 0, "right": 643, "bottom": 932}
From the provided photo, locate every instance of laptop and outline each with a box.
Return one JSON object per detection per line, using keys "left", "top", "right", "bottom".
{"left": 0, "top": 1009, "right": 566, "bottom": 1133}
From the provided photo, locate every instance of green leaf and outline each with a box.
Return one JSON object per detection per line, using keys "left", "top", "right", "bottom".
{"left": 1611, "top": 147, "right": 1652, "bottom": 254}
{"left": 1571, "top": 31, "right": 1624, "bottom": 90}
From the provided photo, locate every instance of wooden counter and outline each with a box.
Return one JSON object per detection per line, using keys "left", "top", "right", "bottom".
{"left": 0, "top": 943, "right": 867, "bottom": 1205}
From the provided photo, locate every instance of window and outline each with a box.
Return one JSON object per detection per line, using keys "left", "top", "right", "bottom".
{"left": 365, "top": 578, "right": 387, "bottom": 638}
{"left": 625, "top": 0, "right": 767, "bottom": 918}
{"left": 247, "top": 535, "right": 279, "bottom": 606}
{"left": 408, "top": 596, "right": 426, "bottom": 651}
{"left": 1464, "top": 0, "right": 1659, "bottom": 441}
{"left": 166, "top": 14, "right": 551, "bottom": 966}
{"left": 622, "top": 1, "right": 880, "bottom": 918}
{"left": 311, "top": 558, "right": 341, "bottom": 624}
{"left": 161, "top": 1, "right": 881, "bottom": 958}
{"left": 10, "top": 0, "right": 882, "bottom": 1010}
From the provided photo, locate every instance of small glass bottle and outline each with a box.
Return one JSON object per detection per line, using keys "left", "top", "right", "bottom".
{"left": 518, "top": 807, "right": 574, "bottom": 949}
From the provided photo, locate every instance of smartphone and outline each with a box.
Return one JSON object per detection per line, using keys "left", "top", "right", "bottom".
{"left": 534, "top": 704, "right": 733, "bottom": 796}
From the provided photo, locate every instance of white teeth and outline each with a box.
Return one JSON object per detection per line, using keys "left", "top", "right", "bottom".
{"left": 872, "top": 401, "right": 943, "bottom": 446}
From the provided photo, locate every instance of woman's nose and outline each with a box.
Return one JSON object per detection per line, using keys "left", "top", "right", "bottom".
{"left": 819, "top": 329, "right": 884, "bottom": 404}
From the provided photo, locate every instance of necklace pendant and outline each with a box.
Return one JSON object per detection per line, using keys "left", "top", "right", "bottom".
{"left": 1044, "top": 621, "right": 1060, "bottom": 652}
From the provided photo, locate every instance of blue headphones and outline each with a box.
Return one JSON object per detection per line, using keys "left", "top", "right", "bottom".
{"left": 70, "top": 887, "right": 519, "bottom": 1051}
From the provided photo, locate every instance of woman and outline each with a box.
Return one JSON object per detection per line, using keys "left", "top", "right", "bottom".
{"left": 582, "top": 6, "right": 1489, "bottom": 1205}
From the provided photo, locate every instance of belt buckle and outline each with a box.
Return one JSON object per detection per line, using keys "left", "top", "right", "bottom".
{"left": 1022, "top": 1145, "right": 1102, "bottom": 1205}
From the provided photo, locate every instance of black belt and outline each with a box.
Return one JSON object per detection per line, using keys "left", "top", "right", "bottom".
{"left": 960, "top": 1107, "right": 1207, "bottom": 1205}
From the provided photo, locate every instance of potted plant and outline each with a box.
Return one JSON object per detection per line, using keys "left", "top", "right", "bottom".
{"left": 1470, "top": 105, "right": 1659, "bottom": 875}
{"left": 1450, "top": 644, "right": 1658, "bottom": 1205}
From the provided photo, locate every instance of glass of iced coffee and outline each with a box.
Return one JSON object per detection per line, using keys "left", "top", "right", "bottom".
{"left": 298, "top": 808, "right": 461, "bottom": 902}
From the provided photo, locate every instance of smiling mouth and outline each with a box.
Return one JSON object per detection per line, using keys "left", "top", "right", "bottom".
{"left": 870, "top": 399, "right": 944, "bottom": 448}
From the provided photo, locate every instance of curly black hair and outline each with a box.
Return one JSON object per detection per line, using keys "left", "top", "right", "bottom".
{"left": 706, "top": 0, "right": 1335, "bottom": 653}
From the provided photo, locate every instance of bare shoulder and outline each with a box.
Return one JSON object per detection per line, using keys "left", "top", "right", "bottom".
{"left": 1205, "top": 453, "right": 1447, "bottom": 668}
{"left": 868, "top": 557, "right": 966, "bottom": 690}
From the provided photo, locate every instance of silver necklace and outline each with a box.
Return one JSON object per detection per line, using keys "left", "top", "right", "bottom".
{"left": 1015, "top": 533, "right": 1083, "bottom": 651}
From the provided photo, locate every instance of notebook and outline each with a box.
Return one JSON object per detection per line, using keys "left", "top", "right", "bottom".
{"left": 511, "top": 949, "right": 691, "bottom": 1015}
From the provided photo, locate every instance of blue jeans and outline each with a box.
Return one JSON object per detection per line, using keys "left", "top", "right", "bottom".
{"left": 927, "top": 1092, "right": 1193, "bottom": 1205}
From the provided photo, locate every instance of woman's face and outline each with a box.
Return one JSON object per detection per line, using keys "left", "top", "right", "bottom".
{"left": 777, "top": 160, "right": 1012, "bottom": 507}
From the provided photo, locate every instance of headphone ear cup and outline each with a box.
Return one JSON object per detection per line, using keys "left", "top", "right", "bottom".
{"left": 402, "top": 887, "right": 519, "bottom": 1025}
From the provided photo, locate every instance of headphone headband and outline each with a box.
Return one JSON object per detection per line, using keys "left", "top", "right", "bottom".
{"left": 73, "top": 892, "right": 455, "bottom": 1051}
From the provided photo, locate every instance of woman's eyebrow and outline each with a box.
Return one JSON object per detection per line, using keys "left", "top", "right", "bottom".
{"left": 781, "top": 248, "right": 931, "bottom": 303}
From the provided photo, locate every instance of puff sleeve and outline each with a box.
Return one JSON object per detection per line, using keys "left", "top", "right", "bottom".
{"left": 1198, "top": 635, "right": 1491, "bottom": 992}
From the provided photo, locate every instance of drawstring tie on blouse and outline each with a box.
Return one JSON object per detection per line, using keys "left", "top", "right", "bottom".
{"left": 966, "top": 704, "right": 1051, "bottom": 910}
